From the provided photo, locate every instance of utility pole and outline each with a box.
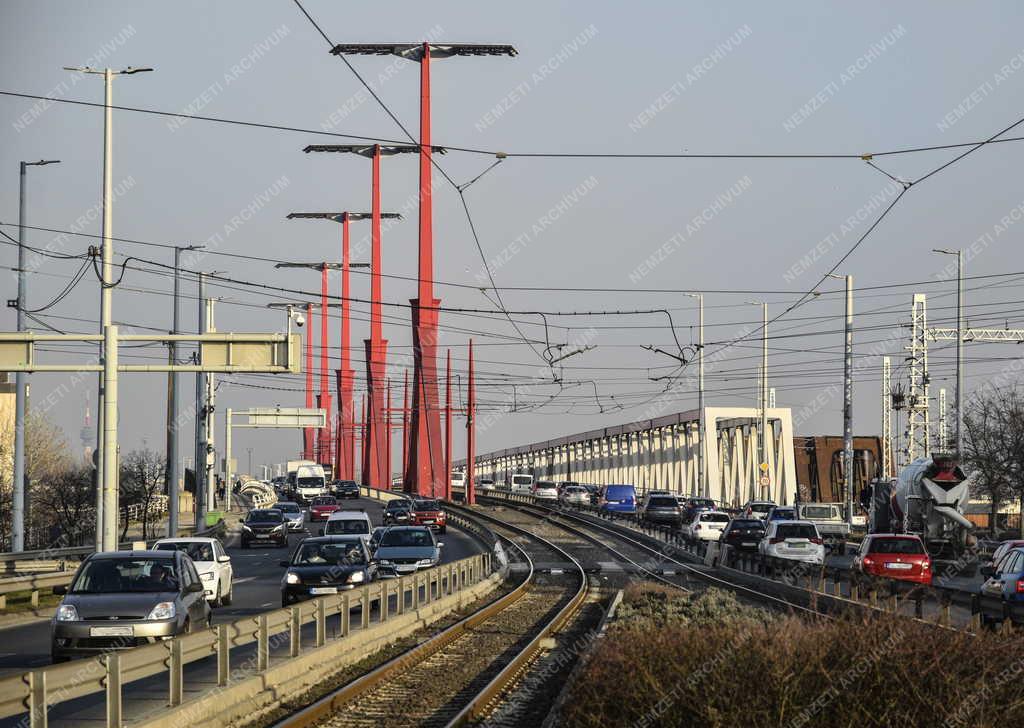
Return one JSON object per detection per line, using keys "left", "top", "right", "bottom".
{"left": 64, "top": 65, "right": 151, "bottom": 550}
{"left": 685, "top": 293, "right": 704, "bottom": 498}
{"left": 933, "top": 248, "right": 964, "bottom": 454}
{"left": 832, "top": 274, "right": 855, "bottom": 527}
{"left": 205, "top": 297, "right": 217, "bottom": 514}
{"left": 166, "top": 244, "right": 201, "bottom": 537}
{"left": 12, "top": 159, "right": 59, "bottom": 552}
{"left": 194, "top": 272, "right": 206, "bottom": 530}
{"left": 445, "top": 350, "right": 453, "bottom": 502}
{"left": 466, "top": 339, "right": 476, "bottom": 506}
{"left": 881, "top": 356, "right": 892, "bottom": 478}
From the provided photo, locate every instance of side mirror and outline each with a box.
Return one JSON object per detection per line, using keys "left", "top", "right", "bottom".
{"left": 278, "top": 560, "right": 289, "bottom": 567}
{"left": 980, "top": 565, "right": 995, "bottom": 578}
{"left": 52, "top": 585, "right": 67, "bottom": 596}
{"left": 188, "top": 582, "right": 204, "bottom": 593}
{"left": 437, "top": 542, "right": 445, "bottom": 548}
{"left": 218, "top": 555, "right": 231, "bottom": 563}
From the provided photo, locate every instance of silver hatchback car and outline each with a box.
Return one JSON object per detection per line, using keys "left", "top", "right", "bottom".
{"left": 51, "top": 550, "right": 211, "bottom": 662}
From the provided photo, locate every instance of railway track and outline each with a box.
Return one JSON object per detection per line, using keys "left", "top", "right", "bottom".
{"left": 273, "top": 508, "right": 587, "bottom": 728}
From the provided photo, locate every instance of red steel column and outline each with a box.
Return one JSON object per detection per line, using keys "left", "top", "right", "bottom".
{"left": 338, "top": 213, "right": 356, "bottom": 480}
{"left": 319, "top": 265, "right": 333, "bottom": 466}
{"left": 359, "top": 394, "right": 367, "bottom": 483}
{"left": 407, "top": 43, "right": 445, "bottom": 497}
{"left": 303, "top": 302, "right": 314, "bottom": 460}
{"left": 401, "top": 369, "right": 409, "bottom": 488}
{"left": 362, "top": 146, "right": 389, "bottom": 488}
{"left": 385, "top": 378, "right": 392, "bottom": 488}
{"left": 444, "top": 349, "right": 452, "bottom": 502}
{"left": 466, "top": 339, "right": 476, "bottom": 506}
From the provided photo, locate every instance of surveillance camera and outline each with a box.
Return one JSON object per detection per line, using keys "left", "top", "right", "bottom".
{"left": 294, "top": 313, "right": 305, "bottom": 327}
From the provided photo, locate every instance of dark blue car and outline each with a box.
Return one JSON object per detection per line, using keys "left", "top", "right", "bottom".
{"left": 599, "top": 484, "right": 637, "bottom": 514}
{"left": 980, "top": 546, "right": 1024, "bottom": 623}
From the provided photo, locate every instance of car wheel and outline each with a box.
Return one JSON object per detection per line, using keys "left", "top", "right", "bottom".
{"left": 182, "top": 618, "right": 192, "bottom": 634}
{"left": 222, "top": 581, "right": 233, "bottom": 606}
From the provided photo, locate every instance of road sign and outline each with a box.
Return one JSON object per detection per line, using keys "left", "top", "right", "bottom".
{"left": 759, "top": 476, "right": 770, "bottom": 486}
{"left": 759, "top": 462, "right": 769, "bottom": 472}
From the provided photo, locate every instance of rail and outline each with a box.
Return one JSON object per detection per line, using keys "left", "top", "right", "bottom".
{"left": 0, "top": 551, "right": 493, "bottom": 727}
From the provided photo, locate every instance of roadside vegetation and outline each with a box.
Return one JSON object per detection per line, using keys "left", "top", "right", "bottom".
{"left": 561, "top": 584, "right": 1024, "bottom": 727}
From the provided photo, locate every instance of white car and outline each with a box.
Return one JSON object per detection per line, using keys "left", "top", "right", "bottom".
{"left": 560, "top": 485, "right": 591, "bottom": 507}
{"left": 475, "top": 477, "right": 496, "bottom": 491}
{"left": 275, "top": 500, "right": 305, "bottom": 532}
{"left": 758, "top": 520, "right": 825, "bottom": 565}
{"left": 323, "top": 510, "right": 374, "bottom": 544}
{"left": 153, "top": 537, "right": 234, "bottom": 606}
{"left": 510, "top": 474, "right": 534, "bottom": 495}
{"left": 683, "top": 510, "right": 730, "bottom": 542}
{"left": 532, "top": 480, "right": 559, "bottom": 501}
{"left": 450, "top": 471, "right": 466, "bottom": 490}
{"left": 741, "top": 500, "right": 777, "bottom": 521}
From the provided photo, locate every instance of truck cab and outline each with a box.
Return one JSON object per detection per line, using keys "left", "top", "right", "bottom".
{"left": 294, "top": 464, "right": 327, "bottom": 504}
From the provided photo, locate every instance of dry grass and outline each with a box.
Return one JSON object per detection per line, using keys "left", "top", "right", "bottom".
{"left": 560, "top": 585, "right": 1024, "bottom": 728}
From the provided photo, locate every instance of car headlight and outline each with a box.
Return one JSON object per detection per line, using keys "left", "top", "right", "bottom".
{"left": 376, "top": 559, "right": 393, "bottom": 566}
{"left": 56, "top": 604, "right": 80, "bottom": 622}
{"left": 347, "top": 571, "right": 365, "bottom": 584}
{"left": 284, "top": 571, "right": 301, "bottom": 585}
{"left": 200, "top": 571, "right": 215, "bottom": 581}
{"left": 242, "top": 524, "right": 253, "bottom": 532}
{"left": 271, "top": 524, "right": 284, "bottom": 533}
{"left": 418, "top": 558, "right": 436, "bottom": 566}
{"left": 146, "top": 602, "right": 176, "bottom": 621}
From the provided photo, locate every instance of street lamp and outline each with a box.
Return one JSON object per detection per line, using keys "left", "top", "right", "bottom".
{"left": 933, "top": 248, "right": 963, "bottom": 455}
{"left": 826, "top": 273, "right": 854, "bottom": 527}
{"left": 269, "top": 302, "right": 313, "bottom": 458}
{"left": 328, "top": 42, "right": 515, "bottom": 497}
{"left": 11, "top": 159, "right": 60, "bottom": 552}
{"left": 302, "top": 145, "right": 419, "bottom": 489}
{"left": 685, "top": 293, "right": 705, "bottom": 498}
{"left": 64, "top": 64, "right": 152, "bottom": 551}
{"left": 287, "top": 211, "right": 399, "bottom": 481}
{"left": 745, "top": 301, "right": 769, "bottom": 501}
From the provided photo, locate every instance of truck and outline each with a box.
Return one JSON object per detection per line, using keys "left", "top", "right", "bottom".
{"left": 285, "top": 459, "right": 317, "bottom": 500}
{"left": 796, "top": 502, "right": 850, "bottom": 553}
{"left": 866, "top": 454, "right": 977, "bottom": 569}
{"left": 293, "top": 463, "right": 327, "bottom": 503}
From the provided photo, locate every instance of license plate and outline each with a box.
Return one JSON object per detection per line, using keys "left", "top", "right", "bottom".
{"left": 423, "top": 519, "right": 435, "bottom": 524}
{"left": 90, "top": 625, "right": 133, "bottom": 637}
{"left": 742, "top": 542, "right": 756, "bottom": 547}
{"left": 309, "top": 587, "right": 337, "bottom": 595}
{"left": 885, "top": 562, "right": 912, "bottom": 570}
{"left": 788, "top": 543, "right": 805, "bottom": 549}
{"left": 255, "top": 536, "right": 270, "bottom": 540}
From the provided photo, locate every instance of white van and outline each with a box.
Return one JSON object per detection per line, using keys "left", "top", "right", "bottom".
{"left": 322, "top": 510, "right": 373, "bottom": 544}
{"left": 450, "top": 471, "right": 466, "bottom": 490}
{"left": 511, "top": 474, "right": 534, "bottom": 495}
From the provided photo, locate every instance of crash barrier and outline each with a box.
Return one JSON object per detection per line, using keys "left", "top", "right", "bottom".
{"left": 0, "top": 520, "right": 228, "bottom": 612}
{"left": 0, "top": 551, "right": 494, "bottom": 727}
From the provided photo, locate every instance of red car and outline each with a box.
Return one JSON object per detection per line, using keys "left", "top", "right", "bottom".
{"left": 308, "top": 496, "right": 341, "bottom": 522}
{"left": 410, "top": 498, "right": 447, "bottom": 534}
{"left": 853, "top": 534, "right": 932, "bottom": 585}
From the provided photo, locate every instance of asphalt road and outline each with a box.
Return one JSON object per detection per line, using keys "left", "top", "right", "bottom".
{"left": 0, "top": 496, "right": 480, "bottom": 677}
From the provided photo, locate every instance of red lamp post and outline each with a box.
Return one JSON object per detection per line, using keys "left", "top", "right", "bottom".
{"left": 444, "top": 349, "right": 452, "bottom": 502}
{"left": 466, "top": 338, "right": 476, "bottom": 506}
{"left": 286, "top": 211, "right": 396, "bottom": 481}
{"left": 328, "top": 43, "right": 515, "bottom": 498}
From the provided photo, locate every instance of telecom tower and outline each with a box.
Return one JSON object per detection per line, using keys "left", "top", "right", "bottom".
{"left": 905, "top": 294, "right": 931, "bottom": 463}
{"left": 80, "top": 391, "right": 95, "bottom": 462}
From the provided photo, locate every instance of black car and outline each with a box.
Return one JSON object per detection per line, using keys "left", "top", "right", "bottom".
{"left": 382, "top": 499, "right": 413, "bottom": 525}
{"left": 240, "top": 509, "right": 288, "bottom": 548}
{"left": 719, "top": 518, "right": 767, "bottom": 552}
{"left": 280, "top": 536, "right": 376, "bottom": 606}
{"left": 332, "top": 480, "right": 361, "bottom": 500}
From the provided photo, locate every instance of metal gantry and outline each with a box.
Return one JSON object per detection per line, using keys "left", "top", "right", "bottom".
{"left": 905, "top": 293, "right": 931, "bottom": 463}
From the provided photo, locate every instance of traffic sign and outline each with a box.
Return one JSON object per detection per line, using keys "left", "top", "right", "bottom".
{"left": 759, "top": 462, "right": 769, "bottom": 472}
{"left": 759, "top": 476, "right": 770, "bottom": 486}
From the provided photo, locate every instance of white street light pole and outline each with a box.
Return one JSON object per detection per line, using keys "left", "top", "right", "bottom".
{"left": 685, "top": 293, "right": 705, "bottom": 498}
{"left": 828, "top": 274, "right": 855, "bottom": 527}
{"left": 933, "top": 248, "right": 964, "bottom": 454}
{"left": 746, "top": 301, "right": 769, "bottom": 500}
{"left": 63, "top": 65, "right": 152, "bottom": 550}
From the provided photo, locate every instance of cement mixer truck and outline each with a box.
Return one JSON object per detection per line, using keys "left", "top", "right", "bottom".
{"left": 865, "top": 454, "right": 977, "bottom": 569}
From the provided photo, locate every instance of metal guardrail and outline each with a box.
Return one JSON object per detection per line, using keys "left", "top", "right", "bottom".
{"left": 0, "top": 551, "right": 492, "bottom": 726}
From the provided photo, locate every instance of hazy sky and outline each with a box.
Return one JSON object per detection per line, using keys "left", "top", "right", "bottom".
{"left": 3, "top": 1, "right": 1024, "bottom": 475}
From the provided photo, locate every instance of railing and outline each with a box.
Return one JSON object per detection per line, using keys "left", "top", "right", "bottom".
{"left": 0, "top": 552, "right": 493, "bottom": 727}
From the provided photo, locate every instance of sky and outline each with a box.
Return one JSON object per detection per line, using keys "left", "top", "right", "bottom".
{"left": 3, "top": 1, "right": 1024, "bottom": 476}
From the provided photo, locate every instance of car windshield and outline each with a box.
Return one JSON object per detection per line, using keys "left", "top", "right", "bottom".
{"left": 379, "top": 529, "right": 434, "bottom": 548}
{"left": 565, "top": 487, "right": 586, "bottom": 494}
{"left": 276, "top": 503, "right": 300, "bottom": 514}
{"left": 325, "top": 519, "right": 369, "bottom": 535}
{"left": 777, "top": 524, "right": 818, "bottom": 539}
{"left": 649, "top": 497, "right": 678, "bottom": 508}
{"left": 869, "top": 538, "right": 925, "bottom": 555}
{"left": 729, "top": 520, "right": 764, "bottom": 530}
{"left": 71, "top": 558, "right": 179, "bottom": 594}
{"left": 701, "top": 513, "right": 729, "bottom": 523}
{"left": 750, "top": 503, "right": 774, "bottom": 513}
{"left": 802, "top": 505, "right": 837, "bottom": 520}
{"left": 771, "top": 509, "right": 796, "bottom": 519}
{"left": 156, "top": 541, "right": 214, "bottom": 562}
{"left": 415, "top": 500, "right": 441, "bottom": 510}
{"left": 689, "top": 498, "right": 715, "bottom": 508}
{"left": 535, "top": 482, "right": 556, "bottom": 489}
{"left": 312, "top": 497, "right": 336, "bottom": 506}
{"left": 512, "top": 475, "right": 532, "bottom": 484}
{"left": 386, "top": 501, "right": 411, "bottom": 511}
{"left": 339, "top": 481, "right": 357, "bottom": 488}
{"left": 249, "top": 510, "right": 283, "bottom": 522}
{"left": 294, "top": 542, "right": 366, "bottom": 566}
{"left": 297, "top": 477, "right": 322, "bottom": 486}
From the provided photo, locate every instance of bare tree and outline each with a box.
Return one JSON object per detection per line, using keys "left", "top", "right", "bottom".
{"left": 119, "top": 448, "right": 166, "bottom": 541}
{"left": 32, "top": 466, "right": 96, "bottom": 547}
{"left": 963, "top": 384, "right": 1024, "bottom": 537}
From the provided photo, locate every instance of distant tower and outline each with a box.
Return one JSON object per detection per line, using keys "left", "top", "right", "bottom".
{"left": 80, "top": 392, "right": 96, "bottom": 461}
